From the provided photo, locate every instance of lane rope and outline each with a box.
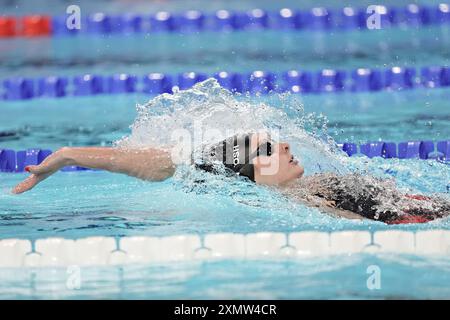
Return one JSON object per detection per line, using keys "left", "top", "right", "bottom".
{"left": 2, "top": 65, "right": 450, "bottom": 101}
{"left": 1, "top": 4, "right": 449, "bottom": 38}
{"left": 1, "top": 140, "right": 449, "bottom": 173}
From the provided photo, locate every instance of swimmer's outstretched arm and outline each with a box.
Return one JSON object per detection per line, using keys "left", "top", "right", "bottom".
{"left": 12, "top": 146, "right": 176, "bottom": 194}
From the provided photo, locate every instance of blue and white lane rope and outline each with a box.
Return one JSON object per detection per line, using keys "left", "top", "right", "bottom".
{"left": 2, "top": 4, "right": 450, "bottom": 39}
{"left": 1, "top": 140, "right": 449, "bottom": 173}
{"left": 2, "top": 65, "right": 450, "bottom": 101}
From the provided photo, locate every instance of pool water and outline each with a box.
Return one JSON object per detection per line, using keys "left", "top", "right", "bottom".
{"left": 2, "top": 255, "right": 450, "bottom": 299}
{"left": 2, "top": 25, "right": 450, "bottom": 77}
{"left": 1, "top": 0, "right": 450, "bottom": 299}
{"left": 1, "top": 88, "right": 449, "bottom": 149}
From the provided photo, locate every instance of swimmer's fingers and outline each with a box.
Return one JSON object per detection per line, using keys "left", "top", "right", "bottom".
{"left": 11, "top": 171, "right": 54, "bottom": 194}
{"left": 12, "top": 174, "right": 40, "bottom": 194}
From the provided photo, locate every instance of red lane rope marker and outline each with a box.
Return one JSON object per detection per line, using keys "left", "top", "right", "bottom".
{"left": 0, "top": 16, "right": 17, "bottom": 37}
{"left": 21, "top": 15, "right": 52, "bottom": 37}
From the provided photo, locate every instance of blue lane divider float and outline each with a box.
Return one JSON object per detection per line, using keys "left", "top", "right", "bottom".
{"left": 359, "top": 142, "right": 397, "bottom": 158}
{"left": 2, "top": 65, "right": 450, "bottom": 101}
{"left": 1, "top": 140, "right": 449, "bottom": 173}
{"left": 37, "top": 76, "right": 68, "bottom": 97}
{"left": 46, "top": 3, "right": 450, "bottom": 36}
{"left": 340, "top": 140, "right": 450, "bottom": 160}
{"left": 0, "top": 148, "right": 88, "bottom": 172}
{"left": 351, "top": 68, "right": 383, "bottom": 92}
{"left": 3, "top": 78, "right": 34, "bottom": 100}
{"left": 178, "top": 72, "right": 208, "bottom": 90}
{"left": 142, "top": 73, "right": 173, "bottom": 94}
{"left": 0, "top": 148, "right": 52, "bottom": 172}
{"left": 73, "top": 74, "right": 104, "bottom": 96}
{"left": 107, "top": 74, "right": 137, "bottom": 93}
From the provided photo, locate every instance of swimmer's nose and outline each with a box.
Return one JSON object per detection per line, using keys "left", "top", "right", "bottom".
{"left": 280, "top": 142, "right": 290, "bottom": 153}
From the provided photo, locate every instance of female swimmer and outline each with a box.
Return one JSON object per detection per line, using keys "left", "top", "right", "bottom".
{"left": 12, "top": 132, "right": 450, "bottom": 224}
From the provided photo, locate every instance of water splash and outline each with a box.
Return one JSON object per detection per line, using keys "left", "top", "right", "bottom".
{"left": 113, "top": 79, "right": 450, "bottom": 223}
{"left": 115, "top": 78, "right": 347, "bottom": 175}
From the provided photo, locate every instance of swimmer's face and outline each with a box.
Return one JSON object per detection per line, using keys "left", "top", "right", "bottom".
{"left": 250, "top": 133, "right": 304, "bottom": 185}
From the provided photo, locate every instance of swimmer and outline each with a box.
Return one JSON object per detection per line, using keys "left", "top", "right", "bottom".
{"left": 12, "top": 132, "right": 450, "bottom": 224}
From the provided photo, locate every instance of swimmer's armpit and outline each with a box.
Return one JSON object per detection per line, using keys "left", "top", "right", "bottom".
{"left": 12, "top": 146, "right": 176, "bottom": 194}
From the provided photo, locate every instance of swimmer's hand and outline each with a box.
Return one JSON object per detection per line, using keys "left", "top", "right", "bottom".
{"left": 12, "top": 146, "right": 175, "bottom": 194}
{"left": 12, "top": 148, "right": 68, "bottom": 194}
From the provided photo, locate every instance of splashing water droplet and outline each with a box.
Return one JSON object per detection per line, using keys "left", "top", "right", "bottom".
{"left": 115, "top": 78, "right": 347, "bottom": 175}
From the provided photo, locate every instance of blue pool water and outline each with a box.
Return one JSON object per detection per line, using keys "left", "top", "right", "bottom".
{"left": 2, "top": 255, "right": 450, "bottom": 299}
{"left": 1, "top": 0, "right": 450, "bottom": 299}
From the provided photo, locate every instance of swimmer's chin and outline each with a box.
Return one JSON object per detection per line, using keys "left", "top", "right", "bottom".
{"left": 278, "top": 169, "right": 304, "bottom": 188}
{"left": 298, "top": 166, "right": 305, "bottom": 177}
{"left": 294, "top": 165, "right": 304, "bottom": 179}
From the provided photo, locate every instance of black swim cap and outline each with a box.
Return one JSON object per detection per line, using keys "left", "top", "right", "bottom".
{"left": 195, "top": 133, "right": 256, "bottom": 182}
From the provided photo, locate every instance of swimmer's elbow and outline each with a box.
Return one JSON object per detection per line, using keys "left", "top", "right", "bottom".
{"left": 153, "top": 167, "right": 176, "bottom": 181}
{"left": 118, "top": 148, "right": 176, "bottom": 181}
